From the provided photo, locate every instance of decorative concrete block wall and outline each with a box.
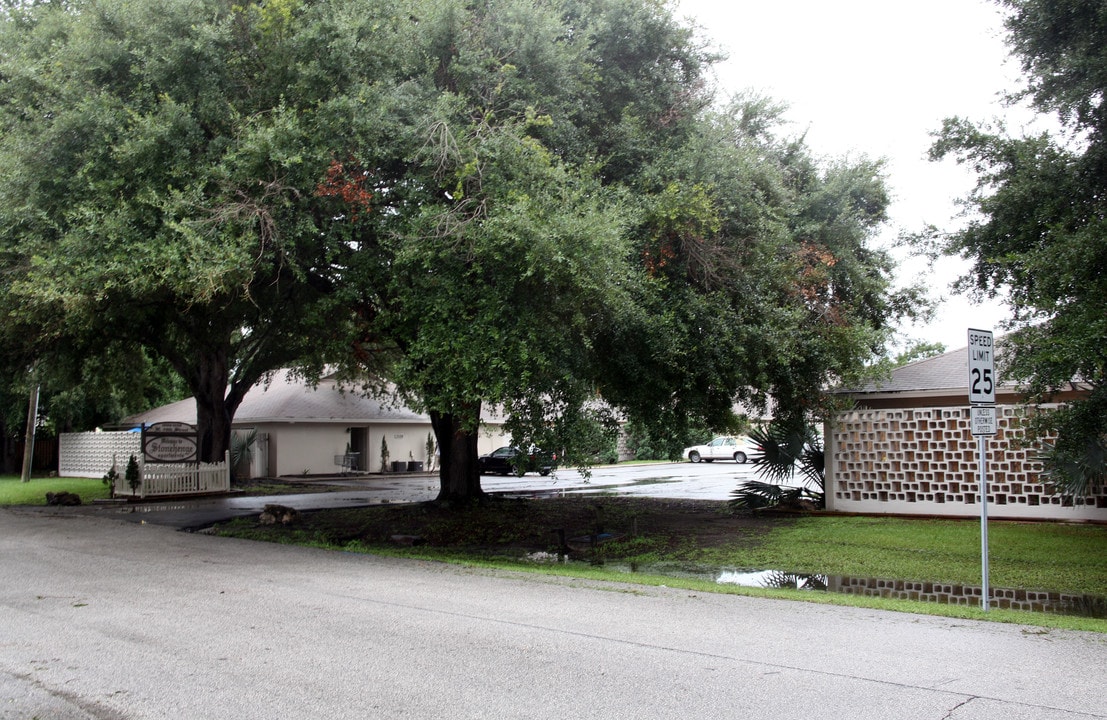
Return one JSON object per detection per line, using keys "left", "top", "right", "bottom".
{"left": 59, "top": 432, "right": 141, "bottom": 479}
{"left": 827, "top": 576, "right": 1105, "bottom": 615}
{"left": 826, "top": 406, "right": 1107, "bottom": 522}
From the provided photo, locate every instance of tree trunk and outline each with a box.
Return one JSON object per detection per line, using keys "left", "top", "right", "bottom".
{"left": 430, "top": 404, "right": 484, "bottom": 505}
{"left": 193, "top": 351, "right": 234, "bottom": 464}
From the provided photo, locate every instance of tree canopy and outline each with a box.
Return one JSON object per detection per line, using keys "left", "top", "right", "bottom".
{"left": 0, "top": 0, "right": 414, "bottom": 461}
{"left": 927, "top": 0, "right": 1107, "bottom": 495}
{"left": 0, "top": 0, "right": 915, "bottom": 502}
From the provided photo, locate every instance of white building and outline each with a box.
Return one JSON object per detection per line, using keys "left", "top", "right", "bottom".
{"left": 122, "top": 370, "right": 509, "bottom": 478}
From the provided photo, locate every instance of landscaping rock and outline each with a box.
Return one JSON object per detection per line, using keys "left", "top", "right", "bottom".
{"left": 45, "top": 491, "right": 82, "bottom": 506}
{"left": 259, "top": 504, "right": 300, "bottom": 525}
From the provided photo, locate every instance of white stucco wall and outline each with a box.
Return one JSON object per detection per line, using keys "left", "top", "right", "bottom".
{"left": 257, "top": 421, "right": 509, "bottom": 477}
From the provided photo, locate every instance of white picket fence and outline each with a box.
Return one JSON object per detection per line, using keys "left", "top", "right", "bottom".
{"left": 132, "top": 452, "right": 231, "bottom": 498}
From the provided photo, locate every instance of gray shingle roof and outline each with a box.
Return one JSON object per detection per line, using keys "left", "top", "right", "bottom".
{"left": 126, "top": 370, "right": 491, "bottom": 426}
{"left": 844, "top": 345, "right": 1014, "bottom": 396}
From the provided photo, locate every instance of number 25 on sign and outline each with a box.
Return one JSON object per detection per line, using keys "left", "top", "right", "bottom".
{"left": 967, "top": 328, "right": 996, "bottom": 405}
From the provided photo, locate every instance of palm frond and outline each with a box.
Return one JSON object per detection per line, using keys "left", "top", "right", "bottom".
{"left": 1037, "top": 439, "right": 1107, "bottom": 499}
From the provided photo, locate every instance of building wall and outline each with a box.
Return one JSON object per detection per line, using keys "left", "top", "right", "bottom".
{"left": 256, "top": 421, "right": 510, "bottom": 477}
{"left": 826, "top": 405, "right": 1107, "bottom": 521}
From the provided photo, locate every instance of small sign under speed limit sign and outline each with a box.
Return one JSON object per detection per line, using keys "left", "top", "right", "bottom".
{"left": 967, "top": 328, "right": 996, "bottom": 405}
{"left": 971, "top": 405, "right": 997, "bottom": 436}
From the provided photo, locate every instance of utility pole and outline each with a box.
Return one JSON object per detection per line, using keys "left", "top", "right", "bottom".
{"left": 20, "top": 382, "right": 40, "bottom": 483}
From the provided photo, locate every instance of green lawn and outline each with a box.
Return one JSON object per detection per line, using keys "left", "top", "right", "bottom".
{"left": 703, "top": 515, "right": 1107, "bottom": 598}
{"left": 0, "top": 475, "right": 111, "bottom": 505}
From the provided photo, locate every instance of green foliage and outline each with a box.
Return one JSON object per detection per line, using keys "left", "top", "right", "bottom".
{"left": 125, "top": 454, "right": 140, "bottom": 495}
{"left": 730, "top": 421, "right": 824, "bottom": 510}
{"left": 729, "top": 481, "right": 820, "bottom": 512}
{"left": 0, "top": 0, "right": 413, "bottom": 460}
{"left": 622, "top": 419, "right": 723, "bottom": 461}
{"left": 101, "top": 465, "right": 119, "bottom": 499}
{"left": 893, "top": 340, "right": 947, "bottom": 367}
{"left": 231, "top": 429, "right": 258, "bottom": 480}
{"left": 925, "top": 0, "right": 1107, "bottom": 495}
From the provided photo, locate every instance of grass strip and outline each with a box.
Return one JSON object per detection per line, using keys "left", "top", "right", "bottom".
{"left": 0, "top": 476, "right": 111, "bottom": 505}
{"left": 707, "top": 515, "right": 1107, "bottom": 597}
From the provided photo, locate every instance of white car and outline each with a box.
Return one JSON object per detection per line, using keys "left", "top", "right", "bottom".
{"left": 683, "top": 435, "right": 758, "bottom": 464}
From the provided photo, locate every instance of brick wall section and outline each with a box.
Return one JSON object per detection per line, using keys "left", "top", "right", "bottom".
{"left": 826, "top": 405, "right": 1107, "bottom": 521}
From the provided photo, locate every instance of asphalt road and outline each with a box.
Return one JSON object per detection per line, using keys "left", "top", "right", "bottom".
{"left": 2, "top": 509, "right": 1105, "bottom": 720}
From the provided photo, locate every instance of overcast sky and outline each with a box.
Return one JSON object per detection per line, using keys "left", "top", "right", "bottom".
{"left": 675, "top": 0, "right": 1031, "bottom": 352}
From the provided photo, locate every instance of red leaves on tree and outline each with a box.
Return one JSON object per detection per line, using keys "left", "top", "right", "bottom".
{"left": 316, "top": 158, "right": 374, "bottom": 220}
{"left": 641, "top": 240, "right": 678, "bottom": 276}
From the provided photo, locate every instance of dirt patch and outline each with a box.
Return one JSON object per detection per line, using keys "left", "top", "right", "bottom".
{"left": 222, "top": 495, "right": 794, "bottom": 560}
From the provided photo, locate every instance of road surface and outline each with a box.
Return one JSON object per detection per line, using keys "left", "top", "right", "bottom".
{"left": 1, "top": 509, "right": 1105, "bottom": 720}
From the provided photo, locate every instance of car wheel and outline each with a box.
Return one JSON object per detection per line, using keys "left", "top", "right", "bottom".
{"left": 734, "top": 451, "right": 747, "bottom": 464}
{"left": 689, "top": 451, "right": 701, "bottom": 463}
{"left": 540, "top": 469, "right": 551, "bottom": 476}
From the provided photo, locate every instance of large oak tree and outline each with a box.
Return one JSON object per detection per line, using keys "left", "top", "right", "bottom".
{"left": 0, "top": 0, "right": 414, "bottom": 461}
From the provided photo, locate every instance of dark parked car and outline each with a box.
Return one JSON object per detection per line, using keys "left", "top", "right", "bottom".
{"left": 477, "top": 446, "right": 557, "bottom": 476}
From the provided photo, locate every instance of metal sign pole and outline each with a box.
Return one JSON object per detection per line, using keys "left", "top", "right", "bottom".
{"left": 978, "top": 434, "right": 989, "bottom": 612}
{"left": 967, "top": 328, "right": 996, "bottom": 613}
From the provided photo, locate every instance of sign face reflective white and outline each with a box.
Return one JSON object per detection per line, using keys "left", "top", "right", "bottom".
{"left": 143, "top": 422, "right": 199, "bottom": 464}
{"left": 145, "top": 435, "right": 199, "bottom": 463}
{"left": 971, "top": 406, "right": 997, "bottom": 437}
{"left": 967, "top": 328, "right": 996, "bottom": 405}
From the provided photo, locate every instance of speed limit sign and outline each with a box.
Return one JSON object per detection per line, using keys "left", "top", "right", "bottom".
{"left": 967, "top": 328, "right": 996, "bottom": 405}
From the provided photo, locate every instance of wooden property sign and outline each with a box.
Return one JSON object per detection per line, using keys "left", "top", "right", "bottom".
{"left": 143, "top": 422, "right": 199, "bottom": 464}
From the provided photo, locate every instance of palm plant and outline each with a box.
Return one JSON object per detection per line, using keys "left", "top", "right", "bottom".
{"left": 1037, "top": 438, "right": 1107, "bottom": 500}
{"left": 231, "top": 429, "right": 258, "bottom": 479}
{"left": 729, "top": 421, "right": 825, "bottom": 511}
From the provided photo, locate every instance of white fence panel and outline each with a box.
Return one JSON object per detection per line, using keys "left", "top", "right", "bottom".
{"left": 137, "top": 452, "right": 231, "bottom": 498}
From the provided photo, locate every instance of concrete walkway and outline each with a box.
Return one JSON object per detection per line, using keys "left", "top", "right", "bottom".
{"left": 1, "top": 509, "right": 1105, "bottom": 720}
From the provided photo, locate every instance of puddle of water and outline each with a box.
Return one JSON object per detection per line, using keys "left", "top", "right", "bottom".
{"left": 590, "top": 561, "right": 1107, "bottom": 619}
